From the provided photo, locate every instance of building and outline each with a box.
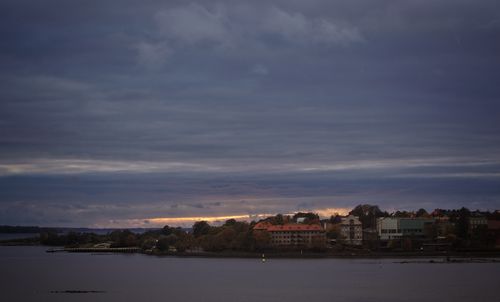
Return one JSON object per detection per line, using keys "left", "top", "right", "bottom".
{"left": 377, "top": 217, "right": 399, "bottom": 240}
{"left": 296, "top": 217, "right": 306, "bottom": 224}
{"left": 435, "top": 220, "right": 455, "bottom": 238}
{"left": 267, "top": 224, "right": 325, "bottom": 247}
{"left": 377, "top": 217, "right": 435, "bottom": 240}
{"left": 487, "top": 220, "right": 500, "bottom": 248}
{"left": 321, "top": 220, "right": 334, "bottom": 232}
{"left": 254, "top": 223, "right": 325, "bottom": 248}
{"left": 253, "top": 221, "right": 272, "bottom": 231}
{"left": 340, "top": 215, "right": 363, "bottom": 245}
{"left": 468, "top": 216, "right": 488, "bottom": 232}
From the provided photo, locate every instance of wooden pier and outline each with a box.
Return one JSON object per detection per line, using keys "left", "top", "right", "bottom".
{"left": 46, "top": 247, "right": 140, "bottom": 253}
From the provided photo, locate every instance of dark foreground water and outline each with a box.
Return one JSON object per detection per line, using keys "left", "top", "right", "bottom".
{"left": 0, "top": 233, "right": 39, "bottom": 241}
{"left": 1, "top": 246, "right": 499, "bottom": 302}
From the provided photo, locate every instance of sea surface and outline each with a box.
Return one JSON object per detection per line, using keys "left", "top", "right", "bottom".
{"left": 1, "top": 246, "right": 499, "bottom": 302}
{"left": 0, "top": 233, "right": 39, "bottom": 241}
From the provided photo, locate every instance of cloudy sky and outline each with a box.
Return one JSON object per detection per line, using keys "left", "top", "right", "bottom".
{"left": 1, "top": 0, "right": 499, "bottom": 227}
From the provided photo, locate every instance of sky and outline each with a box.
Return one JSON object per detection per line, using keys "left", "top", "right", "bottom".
{"left": 0, "top": 0, "right": 499, "bottom": 228}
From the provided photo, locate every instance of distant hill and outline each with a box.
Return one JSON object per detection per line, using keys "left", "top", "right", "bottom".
{"left": 0, "top": 225, "right": 41, "bottom": 233}
{"left": 0, "top": 225, "right": 168, "bottom": 235}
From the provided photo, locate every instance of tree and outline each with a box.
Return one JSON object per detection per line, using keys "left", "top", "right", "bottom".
{"left": 253, "top": 230, "right": 271, "bottom": 250}
{"left": 275, "top": 214, "right": 285, "bottom": 225}
{"left": 156, "top": 237, "right": 170, "bottom": 251}
{"left": 293, "top": 212, "right": 320, "bottom": 224}
{"left": 193, "top": 221, "right": 211, "bottom": 238}
{"left": 161, "top": 225, "right": 173, "bottom": 236}
{"left": 456, "top": 207, "right": 471, "bottom": 240}
{"left": 394, "top": 210, "right": 411, "bottom": 218}
{"left": 210, "top": 228, "right": 236, "bottom": 251}
{"left": 470, "top": 225, "right": 494, "bottom": 248}
{"left": 224, "top": 219, "right": 237, "bottom": 227}
{"left": 175, "top": 234, "right": 194, "bottom": 252}
{"left": 349, "top": 204, "right": 384, "bottom": 229}
{"left": 141, "top": 238, "right": 157, "bottom": 250}
{"left": 329, "top": 215, "right": 342, "bottom": 224}
{"left": 416, "top": 208, "right": 429, "bottom": 217}
{"left": 65, "top": 232, "right": 81, "bottom": 246}
{"left": 40, "top": 231, "right": 65, "bottom": 246}
{"left": 311, "top": 236, "right": 327, "bottom": 252}
{"left": 326, "top": 224, "right": 341, "bottom": 239}
{"left": 109, "top": 230, "right": 137, "bottom": 247}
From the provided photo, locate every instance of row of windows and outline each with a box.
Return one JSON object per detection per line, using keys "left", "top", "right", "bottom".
{"left": 272, "top": 231, "right": 321, "bottom": 235}
{"left": 470, "top": 220, "right": 487, "bottom": 224}
{"left": 402, "top": 229, "right": 423, "bottom": 233}
{"left": 344, "top": 232, "right": 361, "bottom": 235}
{"left": 271, "top": 239, "right": 309, "bottom": 244}
{"left": 381, "top": 229, "right": 423, "bottom": 234}
{"left": 381, "top": 229, "right": 399, "bottom": 234}
{"left": 272, "top": 235, "right": 320, "bottom": 239}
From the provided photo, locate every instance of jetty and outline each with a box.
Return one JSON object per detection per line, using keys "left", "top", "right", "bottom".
{"left": 46, "top": 247, "right": 140, "bottom": 253}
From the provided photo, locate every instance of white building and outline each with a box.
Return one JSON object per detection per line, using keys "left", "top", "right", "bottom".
{"left": 377, "top": 217, "right": 400, "bottom": 240}
{"left": 377, "top": 217, "right": 435, "bottom": 240}
{"left": 340, "top": 215, "right": 363, "bottom": 245}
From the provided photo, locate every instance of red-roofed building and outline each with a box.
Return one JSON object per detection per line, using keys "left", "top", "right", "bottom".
{"left": 253, "top": 223, "right": 325, "bottom": 248}
{"left": 253, "top": 221, "right": 273, "bottom": 231}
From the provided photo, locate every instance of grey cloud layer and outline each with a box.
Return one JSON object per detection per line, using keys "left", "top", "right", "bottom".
{"left": 0, "top": 0, "right": 499, "bottom": 226}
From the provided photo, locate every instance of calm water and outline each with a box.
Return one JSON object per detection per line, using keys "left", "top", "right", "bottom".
{"left": 1, "top": 246, "right": 499, "bottom": 302}
{"left": 0, "top": 233, "right": 39, "bottom": 240}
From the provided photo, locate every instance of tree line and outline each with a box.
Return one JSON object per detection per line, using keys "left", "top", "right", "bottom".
{"left": 33, "top": 204, "right": 500, "bottom": 252}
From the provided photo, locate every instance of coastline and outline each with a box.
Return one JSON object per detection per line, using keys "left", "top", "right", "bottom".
{"left": 145, "top": 250, "right": 500, "bottom": 260}
{"left": 39, "top": 245, "right": 500, "bottom": 260}
{"left": 2, "top": 236, "right": 500, "bottom": 261}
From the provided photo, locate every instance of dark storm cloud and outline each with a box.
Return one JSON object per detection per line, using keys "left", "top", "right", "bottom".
{"left": 0, "top": 1, "right": 499, "bottom": 226}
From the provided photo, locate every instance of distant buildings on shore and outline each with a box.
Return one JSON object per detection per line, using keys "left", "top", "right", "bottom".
{"left": 340, "top": 215, "right": 363, "bottom": 245}
{"left": 254, "top": 221, "right": 325, "bottom": 248}
{"left": 376, "top": 217, "right": 435, "bottom": 240}
{"left": 252, "top": 208, "right": 500, "bottom": 250}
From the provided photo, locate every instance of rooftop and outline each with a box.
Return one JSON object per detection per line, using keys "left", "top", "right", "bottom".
{"left": 266, "top": 224, "right": 324, "bottom": 232}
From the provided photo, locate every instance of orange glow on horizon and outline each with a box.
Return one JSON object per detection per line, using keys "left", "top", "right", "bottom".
{"left": 99, "top": 213, "right": 273, "bottom": 228}
{"left": 94, "top": 208, "right": 351, "bottom": 228}
{"left": 314, "top": 207, "right": 350, "bottom": 217}
{"left": 148, "top": 214, "right": 263, "bottom": 224}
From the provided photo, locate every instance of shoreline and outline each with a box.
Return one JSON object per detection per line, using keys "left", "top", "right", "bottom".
{"left": 2, "top": 240, "right": 500, "bottom": 260}
{"left": 146, "top": 250, "right": 500, "bottom": 260}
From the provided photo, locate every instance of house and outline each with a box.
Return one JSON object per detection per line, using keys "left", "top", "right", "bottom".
{"left": 340, "top": 215, "right": 363, "bottom": 245}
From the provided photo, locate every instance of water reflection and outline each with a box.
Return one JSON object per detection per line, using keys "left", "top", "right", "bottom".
{"left": 1, "top": 246, "right": 499, "bottom": 302}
